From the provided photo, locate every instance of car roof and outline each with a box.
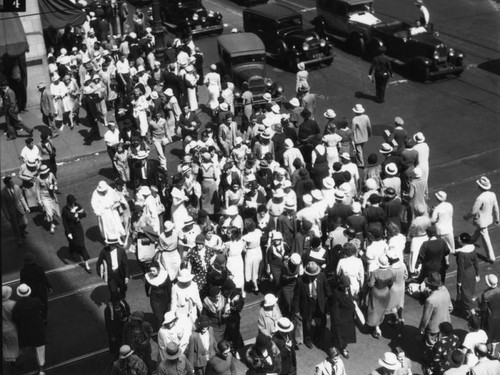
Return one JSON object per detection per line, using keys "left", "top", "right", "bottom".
{"left": 334, "top": 0, "right": 373, "bottom": 5}
{"left": 217, "top": 32, "right": 265, "bottom": 55}
{"left": 244, "top": 4, "right": 299, "bottom": 20}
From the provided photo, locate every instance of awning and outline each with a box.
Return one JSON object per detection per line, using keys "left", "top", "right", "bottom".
{"left": 0, "top": 13, "right": 29, "bottom": 58}
{"left": 38, "top": 0, "right": 87, "bottom": 30}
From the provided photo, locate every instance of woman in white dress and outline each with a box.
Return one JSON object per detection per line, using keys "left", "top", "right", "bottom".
{"left": 241, "top": 219, "right": 263, "bottom": 293}
{"left": 336, "top": 242, "right": 365, "bottom": 298}
{"left": 224, "top": 227, "right": 246, "bottom": 297}
{"left": 62, "top": 74, "right": 80, "bottom": 129}
{"left": 91, "top": 180, "right": 126, "bottom": 243}
{"left": 204, "top": 64, "right": 221, "bottom": 110}
{"left": 170, "top": 175, "right": 190, "bottom": 231}
{"left": 164, "top": 88, "right": 181, "bottom": 139}
{"left": 155, "top": 221, "right": 181, "bottom": 282}
{"left": 50, "top": 74, "right": 69, "bottom": 128}
{"left": 386, "top": 222, "right": 407, "bottom": 263}
{"left": 132, "top": 88, "right": 149, "bottom": 137}
{"left": 170, "top": 268, "right": 203, "bottom": 332}
{"left": 36, "top": 165, "right": 61, "bottom": 234}
{"left": 184, "top": 65, "right": 199, "bottom": 112}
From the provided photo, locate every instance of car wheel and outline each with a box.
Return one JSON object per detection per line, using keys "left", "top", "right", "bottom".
{"left": 346, "top": 34, "right": 365, "bottom": 56}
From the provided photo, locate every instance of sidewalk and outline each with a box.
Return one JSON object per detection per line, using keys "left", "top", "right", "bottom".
{"left": 0, "top": 109, "right": 107, "bottom": 175}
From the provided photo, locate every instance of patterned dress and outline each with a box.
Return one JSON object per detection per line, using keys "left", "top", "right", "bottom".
{"left": 185, "top": 247, "right": 215, "bottom": 294}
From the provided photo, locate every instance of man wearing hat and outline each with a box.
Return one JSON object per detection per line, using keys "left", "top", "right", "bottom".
{"left": 464, "top": 176, "right": 499, "bottom": 263}
{"left": 186, "top": 315, "right": 217, "bottom": 374}
{"left": 1, "top": 80, "right": 33, "bottom": 139}
{"left": 1, "top": 176, "right": 30, "bottom": 245}
{"left": 293, "top": 261, "right": 331, "bottom": 348}
{"left": 381, "top": 187, "right": 403, "bottom": 230}
{"left": 415, "top": 226, "right": 450, "bottom": 284}
{"left": 122, "top": 311, "right": 154, "bottom": 372}
{"left": 272, "top": 317, "right": 297, "bottom": 375}
{"left": 426, "top": 322, "right": 460, "bottom": 375}
{"left": 12, "top": 283, "right": 47, "bottom": 375}
{"left": 288, "top": 97, "right": 304, "bottom": 128}
{"left": 419, "top": 272, "right": 453, "bottom": 348}
{"left": 443, "top": 349, "right": 468, "bottom": 375}
{"left": 38, "top": 82, "right": 59, "bottom": 137}
{"left": 371, "top": 352, "right": 399, "bottom": 375}
{"left": 479, "top": 274, "right": 500, "bottom": 342}
{"left": 368, "top": 43, "right": 393, "bottom": 103}
{"left": 413, "top": 131, "right": 430, "bottom": 195}
{"left": 158, "top": 312, "right": 192, "bottom": 364}
{"left": 381, "top": 162, "right": 402, "bottom": 197}
{"left": 384, "top": 117, "right": 407, "bottom": 154}
{"left": 50, "top": 74, "right": 70, "bottom": 130}
{"left": 351, "top": 104, "right": 372, "bottom": 168}
{"left": 431, "top": 191, "right": 455, "bottom": 253}
{"left": 112, "top": 345, "right": 148, "bottom": 375}
{"left": 82, "top": 84, "right": 103, "bottom": 144}
{"left": 300, "top": 82, "right": 316, "bottom": 120}
{"left": 97, "top": 237, "right": 130, "bottom": 299}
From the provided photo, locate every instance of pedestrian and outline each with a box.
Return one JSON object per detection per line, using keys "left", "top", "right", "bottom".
{"left": 408, "top": 167, "right": 428, "bottom": 219}
{"left": 330, "top": 276, "right": 357, "bottom": 359}
{"left": 145, "top": 261, "right": 172, "bottom": 329}
{"left": 37, "top": 81, "right": 59, "bottom": 137}
{"left": 221, "top": 279, "right": 244, "bottom": 358}
{"left": 170, "top": 268, "right": 203, "bottom": 332}
{"left": 371, "top": 352, "right": 400, "bottom": 375}
{"left": 296, "top": 62, "right": 309, "bottom": 94}
{"left": 418, "top": 272, "right": 453, "bottom": 349}
{"left": 367, "top": 255, "right": 395, "bottom": 339}
{"left": 104, "top": 122, "right": 121, "bottom": 173}
{"left": 202, "top": 286, "right": 229, "bottom": 343}
{"left": 351, "top": 104, "right": 372, "bottom": 168}
{"left": 426, "top": 322, "right": 460, "bottom": 375}
{"left": 315, "top": 347, "right": 347, "bottom": 375}
{"left": 104, "top": 297, "right": 131, "bottom": 358}
{"left": 148, "top": 112, "right": 170, "bottom": 171}
{"left": 91, "top": 180, "right": 126, "bottom": 243}
{"left": 204, "top": 64, "right": 221, "bottom": 111}
{"left": 205, "top": 340, "right": 237, "bottom": 375}
{"left": 82, "top": 85, "right": 103, "bottom": 144}
{"left": 158, "top": 342, "right": 195, "bottom": 375}
{"left": 1, "top": 176, "right": 30, "bottom": 245}
{"left": 336, "top": 242, "right": 364, "bottom": 298}
{"left": 386, "top": 248, "right": 408, "bottom": 326}
{"left": 36, "top": 164, "right": 60, "bottom": 234}
{"left": 479, "top": 274, "right": 500, "bottom": 342}
{"left": 414, "top": 0, "right": 430, "bottom": 26}
{"left": 415, "top": 226, "right": 450, "bottom": 284}
{"left": 272, "top": 317, "right": 297, "bottom": 375}
{"left": 469, "top": 343, "right": 500, "bottom": 375}
{"left": 97, "top": 238, "right": 130, "bottom": 299}
{"left": 407, "top": 204, "right": 431, "bottom": 276}
{"left": 368, "top": 45, "right": 393, "bottom": 103}
{"left": 463, "top": 176, "right": 499, "bottom": 263}
{"left": 50, "top": 74, "right": 70, "bottom": 130}
{"left": 245, "top": 333, "right": 282, "bottom": 375}
{"left": 2, "top": 286, "right": 19, "bottom": 366}
{"left": 62, "top": 194, "right": 91, "bottom": 272}
{"left": 413, "top": 132, "right": 430, "bottom": 196}
{"left": 454, "top": 233, "right": 480, "bottom": 317}
{"left": 224, "top": 228, "right": 246, "bottom": 297}
{"left": 11, "top": 284, "right": 47, "bottom": 375}
{"left": 111, "top": 345, "right": 148, "bottom": 375}
{"left": 122, "top": 311, "right": 154, "bottom": 373}
{"left": 185, "top": 316, "right": 217, "bottom": 375}
{"left": 38, "top": 133, "right": 58, "bottom": 177}
{"left": 431, "top": 191, "right": 455, "bottom": 253}
{"left": 258, "top": 293, "right": 282, "bottom": 337}
{"left": 1, "top": 80, "right": 33, "bottom": 140}
{"left": 462, "top": 315, "right": 488, "bottom": 368}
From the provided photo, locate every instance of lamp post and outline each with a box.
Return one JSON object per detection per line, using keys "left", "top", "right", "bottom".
{"left": 151, "top": 0, "right": 167, "bottom": 61}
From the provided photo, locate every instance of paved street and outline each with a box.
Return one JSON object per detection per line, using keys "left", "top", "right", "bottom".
{"left": 1, "top": 0, "right": 500, "bottom": 374}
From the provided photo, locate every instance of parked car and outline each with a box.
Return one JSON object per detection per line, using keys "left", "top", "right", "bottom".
{"left": 230, "top": 0, "right": 268, "bottom": 6}
{"left": 159, "top": 0, "right": 224, "bottom": 37}
{"left": 313, "top": 0, "right": 464, "bottom": 81}
{"left": 217, "top": 32, "right": 284, "bottom": 113}
{"left": 243, "top": 4, "right": 334, "bottom": 72}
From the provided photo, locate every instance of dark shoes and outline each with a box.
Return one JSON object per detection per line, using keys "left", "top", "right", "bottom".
{"left": 304, "top": 341, "right": 313, "bottom": 349}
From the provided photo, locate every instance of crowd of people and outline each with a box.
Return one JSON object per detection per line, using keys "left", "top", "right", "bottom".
{"left": 2, "top": 3, "right": 500, "bottom": 375}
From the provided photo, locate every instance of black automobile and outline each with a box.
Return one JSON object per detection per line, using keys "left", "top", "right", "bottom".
{"left": 160, "top": 0, "right": 224, "bottom": 37}
{"left": 217, "top": 32, "right": 284, "bottom": 113}
{"left": 230, "top": 0, "right": 268, "bottom": 6}
{"left": 243, "top": 4, "right": 333, "bottom": 72}
{"left": 364, "top": 21, "right": 465, "bottom": 81}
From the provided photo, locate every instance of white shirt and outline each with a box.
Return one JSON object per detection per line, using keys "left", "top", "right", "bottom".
{"left": 104, "top": 128, "right": 121, "bottom": 147}
{"left": 431, "top": 201, "right": 454, "bottom": 235}
{"left": 116, "top": 59, "right": 130, "bottom": 74}
{"left": 366, "top": 240, "right": 389, "bottom": 273}
{"left": 110, "top": 248, "right": 119, "bottom": 270}
{"left": 20, "top": 146, "right": 41, "bottom": 163}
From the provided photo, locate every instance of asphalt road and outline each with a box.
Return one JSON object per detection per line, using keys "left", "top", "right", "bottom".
{"left": 2, "top": 0, "right": 500, "bottom": 374}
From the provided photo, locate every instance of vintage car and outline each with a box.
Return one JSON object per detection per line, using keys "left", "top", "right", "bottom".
{"left": 217, "top": 32, "right": 284, "bottom": 112}
{"left": 159, "top": 0, "right": 224, "bottom": 37}
{"left": 313, "top": 0, "right": 464, "bottom": 81}
{"left": 230, "top": 0, "right": 268, "bottom": 6}
{"left": 243, "top": 4, "right": 334, "bottom": 72}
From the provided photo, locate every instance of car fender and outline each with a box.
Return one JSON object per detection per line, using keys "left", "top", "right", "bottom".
{"left": 410, "top": 56, "right": 432, "bottom": 66}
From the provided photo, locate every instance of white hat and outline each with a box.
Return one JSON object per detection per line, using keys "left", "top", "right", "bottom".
{"left": 378, "top": 352, "right": 399, "bottom": 370}
{"left": 297, "top": 62, "right": 305, "bottom": 71}
{"left": 60, "top": 48, "right": 67, "bottom": 55}
{"left": 263, "top": 93, "right": 272, "bottom": 101}
{"left": 290, "top": 253, "right": 301, "bottom": 265}
{"left": 352, "top": 201, "right": 362, "bottom": 213}
{"left": 137, "top": 65, "right": 145, "bottom": 73}
{"left": 324, "top": 109, "right": 336, "bottom": 119}
{"left": 413, "top": 167, "right": 423, "bottom": 179}
{"left": 352, "top": 104, "right": 365, "bottom": 114}
{"left": 17, "top": 283, "right": 32, "bottom": 297}
{"left": 272, "top": 231, "right": 283, "bottom": 241}
{"left": 210, "top": 64, "right": 217, "bottom": 71}
{"left": 271, "top": 104, "right": 281, "bottom": 114}
{"left": 486, "top": 274, "right": 498, "bottom": 287}
{"left": 379, "top": 143, "right": 394, "bottom": 154}
{"left": 414, "top": 132, "right": 426, "bottom": 143}
{"left": 284, "top": 138, "right": 294, "bottom": 149}
{"left": 334, "top": 190, "right": 345, "bottom": 200}
{"left": 177, "top": 268, "right": 194, "bottom": 283}
{"left": 163, "top": 311, "right": 177, "bottom": 325}
{"left": 263, "top": 293, "right": 278, "bottom": 307}
{"left": 282, "top": 179, "right": 292, "bottom": 189}
{"left": 135, "top": 150, "right": 148, "bottom": 160}
{"left": 311, "top": 189, "right": 323, "bottom": 201}
{"left": 385, "top": 163, "right": 398, "bottom": 176}
{"left": 164, "top": 88, "right": 174, "bottom": 96}
{"left": 37, "top": 82, "right": 46, "bottom": 89}
{"left": 274, "top": 188, "right": 285, "bottom": 198}
{"left": 323, "top": 177, "right": 335, "bottom": 189}
{"left": 139, "top": 185, "right": 151, "bottom": 196}
{"left": 129, "top": 32, "right": 137, "bottom": 39}
{"left": 476, "top": 176, "right": 491, "bottom": 190}
{"left": 51, "top": 74, "right": 60, "bottom": 82}
{"left": 289, "top": 98, "right": 300, "bottom": 107}
{"left": 150, "top": 91, "right": 159, "bottom": 100}
{"left": 435, "top": 191, "right": 447, "bottom": 201}
{"left": 92, "top": 74, "right": 100, "bottom": 80}
{"left": 340, "top": 152, "right": 351, "bottom": 160}
{"left": 234, "top": 136, "right": 243, "bottom": 145}
{"left": 276, "top": 317, "right": 294, "bottom": 332}
{"left": 97, "top": 180, "right": 109, "bottom": 192}
{"left": 302, "top": 194, "right": 313, "bottom": 206}
{"left": 219, "top": 102, "right": 229, "bottom": 111}
{"left": 2, "top": 286, "right": 13, "bottom": 301}
{"left": 164, "top": 221, "right": 175, "bottom": 232}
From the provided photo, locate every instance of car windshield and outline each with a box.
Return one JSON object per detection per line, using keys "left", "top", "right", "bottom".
{"left": 348, "top": 3, "right": 372, "bottom": 14}
{"left": 177, "top": 0, "right": 202, "bottom": 8}
{"left": 278, "top": 17, "right": 302, "bottom": 29}
{"left": 231, "top": 54, "right": 265, "bottom": 65}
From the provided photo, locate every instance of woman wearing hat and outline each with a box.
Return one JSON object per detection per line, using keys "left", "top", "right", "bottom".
{"left": 184, "top": 233, "right": 215, "bottom": 294}
{"left": 386, "top": 246, "right": 408, "bottom": 327}
{"left": 242, "top": 218, "right": 263, "bottom": 294}
{"left": 18, "top": 156, "right": 41, "bottom": 208}
{"left": 201, "top": 285, "right": 230, "bottom": 343}
{"left": 266, "top": 231, "right": 291, "bottom": 292}
{"left": 62, "top": 194, "right": 91, "bottom": 272}
{"left": 454, "top": 233, "right": 480, "bottom": 318}
{"left": 170, "top": 174, "right": 190, "bottom": 231}
{"left": 407, "top": 204, "right": 431, "bottom": 276}
{"left": 171, "top": 268, "right": 203, "bottom": 332}
{"left": 330, "top": 275, "right": 357, "bottom": 359}
{"left": 91, "top": 181, "right": 126, "bottom": 243}
{"left": 336, "top": 242, "right": 364, "bottom": 299}
{"left": 186, "top": 316, "right": 217, "bottom": 374}
{"left": 204, "top": 64, "right": 221, "bottom": 111}
{"left": 112, "top": 345, "right": 148, "bottom": 375}
{"left": 36, "top": 164, "right": 60, "bottom": 234}
{"left": 62, "top": 74, "right": 80, "bottom": 129}
{"left": 50, "top": 73, "right": 70, "bottom": 129}
{"left": 367, "top": 255, "right": 396, "bottom": 339}
{"left": 336, "top": 117, "right": 354, "bottom": 158}
{"left": 2, "top": 286, "right": 19, "bottom": 365}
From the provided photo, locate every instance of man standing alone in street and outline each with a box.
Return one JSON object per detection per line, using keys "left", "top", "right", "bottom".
{"left": 351, "top": 104, "right": 371, "bottom": 168}
{"left": 1, "top": 176, "right": 30, "bottom": 245}
{"left": 463, "top": 176, "right": 499, "bottom": 263}
{"left": 368, "top": 46, "right": 393, "bottom": 103}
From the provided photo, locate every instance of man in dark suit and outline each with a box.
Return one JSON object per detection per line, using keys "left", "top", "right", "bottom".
{"left": 1, "top": 176, "right": 30, "bottom": 245}
{"left": 381, "top": 187, "right": 403, "bottom": 231}
{"left": 96, "top": 238, "right": 130, "bottom": 299}
{"left": 293, "top": 261, "right": 331, "bottom": 348}
{"left": 416, "top": 226, "right": 450, "bottom": 283}
{"left": 163, "top": 63, "right": 183, "bottom": 99}
{"left": 1, "top": 80, "right": 33, "bottom": 139}
{"left": 368, "top": 46, "right": 393, "bottom": 103}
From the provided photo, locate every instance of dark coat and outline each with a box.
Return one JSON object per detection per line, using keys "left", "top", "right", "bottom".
{"left": 327, "top": 203, "right": 354, "bottom": 228}
{"left": 96, "top": 245, "right": 130, "bottom": 282}
{"left": 416, "top": 238, "right": 450, "bottom": 280}
{"left": 381, "top": 197, "right": 403, "bottom": 229}
{"left": 331, "top": 287, "right": 357, "bottom": 347}
{"left": 20, "top": 263, "right": 52, "bottom": 304}
{"left": 61, "top": 203, "right": 87, "bottom": 250}
{"left": 12, "top": 296, "right": 46, "bottom": 347}
{"left": 293, "top": 272, "right": 331, "bottom": 316}
{"left": 163, "top": 72, "right": 183, "bottom": 99}
{"left": 1, "top": 184, "right": 29, "bottom": 221}
{"left": 272, "top": 332, "right": 297, "bottom": 374}
{"left": 186, "top": 328, "right": 217, "bottom": 368}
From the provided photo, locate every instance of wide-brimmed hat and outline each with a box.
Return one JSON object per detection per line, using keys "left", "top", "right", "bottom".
{"left": 2, "top": 286, "right": 13, "bottom": 301}
{"left": 394, "top": 116, "right": 404, "bottom": 126}
{"left": 378, "top": 352, "right": 399, "bottom": 370}
{"left": 164, "top": 88, "right": 174, "bottom": 97}
{"left": 380, "top": 143, "right": 394, "bottom": 154}
{"left": 290, "top": 253, "right": 301, "bottom": 265}
{"left": 276, "top": 317, "right": 294, "bottom": 332}
{"left": 219, "top": 102, "right": 229, "bottom": 111}
{"left": 448, "top": 349, "right": 464, "bottom": 368}
{"left": 352, "top": 201, "right": 362, "bottom": 214}
{"left": 435, "top": 191, "right": 447, "bottom": 201}
{"left": 425, "top": 272, "right": 442, "bottom": 288}
{"left": 260, "top": 130, "right": 272, "bottom": 139}
{"left": 51, "top": 74, "right": 60, "bottom": 82}
{"left": 340, "top": 152, "right": 351, "bottom": 161}
{"left": 339, "top": 275, "right": 351, "bottom": 288}
{"left": 302, "top": 194, "right": 313, "bottom": 206}
{"left": 37, "top": 82, "right": 46, "bottom": 89}
{"left": 311, "top": 189, "right": 323, "bottom": 201}
{"left": 413, "top": 167, "right": 423, "bottom": 179}
{"left": 284, "top": 200, "right": 295, "bottom": 212}
{"left": 165, "top": 342, "right": 181, "bottom": 360}
{"left": 274, "top": 189, "right": 286, "bottom": 199}
{"left": 105, "top": 238, "right": 120, "bottom": 245}
{"left": 384, "top": 187, "right": 397, "bottom": 198}
{"left": 352, "top": 104, "right": 365, "bottom": 114}
{"left": 323, "top": 177, "right": 335, "bottom": 190}
{"left": 289, "top": 97, "right": 300, "bottom": 107}
{"left": 271, "top": 104, "right": 281, "bottom": 114}
{"left": 177, "top": 268, "right": 194, "bottom": 283}
{"left": 414, "top": 132, "right": 425, "bottom": 143}
{"left": 297, "top": 62, "right": 305, "bottom": 71}
{"left": 476, "top": 176, "right": 491, "bottom": 190}
{"left": 385, "top": 163, "right": 398, "bottom": 176}
{"left": 97, "top": 180, "right": 109, "bottom": 192}
{"left": 26, "top": 158, "right": 38, "bottom": 167}
{"left": 17, "top": 283, "right": 32, "bottom": 297}
{"left": 334, "top": 190, "right": 345, "bottom": 200}
{"left": 183, "top": 217, "right": 195, "bottom": 227}
{"left": 39, "top": 164, "right": 50, "bottom": 175}
{"left": 304, "top": 261, "right": 320, "bottom": 276}
{"left": 263, "top": 293, "right": 278, "bottom": 307}
{"left": 378, "top": 255, "right": 390, "bottom": 269}
{"left": 163, "top": 311, "right": 177, "bottom": 325}
{"left": 130, "top": 311, "right": 144, "bottom": 322}
{"left": 164, "top": 221, "right": 175, "bottom": 232}
{"left": 324, "top": 109, "right": 336, "bottom": 119}
{"left": 119, "top": 345, "right": 134, "bottom": 359}
{"left": 486, "top": 274, "right": 498, "bottom": 288}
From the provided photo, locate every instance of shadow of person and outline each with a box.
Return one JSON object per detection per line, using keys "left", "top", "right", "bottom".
{"left": 56, "top": 245, "right": 72, "bottom": 265}
{"left": 86, "top": 225, "right": 105, "bottom": 244}
{"left": 387, "top": 323, "right": 423, "bottom": 363}
{"left": 355, "top": 91, "right": 379, "bottom": 103}
{"left": 32, "top": 212, "right": 48, "bottom": 230}
{"left": 98, "top": 167, "right": 116, "bottom": 180}
{"left": 90, "top": 284, "right": 110, "bottom": 307}
{"left": 34, "top": 125, "right": 52, "bottom": 137}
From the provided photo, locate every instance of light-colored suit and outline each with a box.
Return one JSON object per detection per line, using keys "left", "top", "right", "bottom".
{"left": 471, "top": 357, "right": 500, "bottom": 375}
{"left": 419, "top": 286, "right": 453, "bottom": 336}
{"left": 465, "top": 190, "right": 499, "bottom": 262}
{"left": 1, "top": 184, "right": 29, "bottom": 241}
